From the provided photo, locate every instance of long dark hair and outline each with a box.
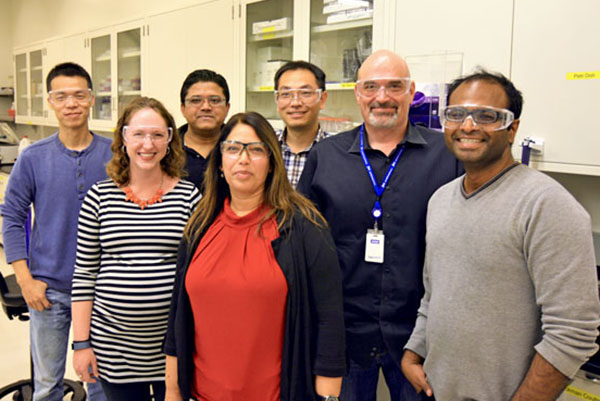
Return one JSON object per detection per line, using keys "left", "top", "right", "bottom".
{"left": 184, "top": 112, "right": 325, "bottom": 241}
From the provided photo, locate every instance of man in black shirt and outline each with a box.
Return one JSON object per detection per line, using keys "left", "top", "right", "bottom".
{"left": 298, "top": 49, "right": 462, "bottom": 401}
{"left": 179, "top": 69, "right": 231, "bottom": 189}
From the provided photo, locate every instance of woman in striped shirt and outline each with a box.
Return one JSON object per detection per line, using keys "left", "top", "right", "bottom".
{"left": 71, "top": 97, "right": 200, "bottom": 401}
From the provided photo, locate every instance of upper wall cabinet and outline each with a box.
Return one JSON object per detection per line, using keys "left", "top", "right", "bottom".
{"left": 87, "top": 20, "right": 146, "bottom": 131}
{"left": 146, "top": 0, "right": 236, "bottom": 127}
{"left": 239, "top": 0, "right": 385, "bottom": 130}
{"left": 511, "top": 0, "right": 600, "bottom": 175}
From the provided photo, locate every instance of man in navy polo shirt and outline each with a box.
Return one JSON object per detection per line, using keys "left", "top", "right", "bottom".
{"left": 298, "top": 50, "right": 462, "bottom": 401}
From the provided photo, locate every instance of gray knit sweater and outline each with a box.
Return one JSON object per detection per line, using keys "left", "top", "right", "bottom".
{"left": 405, "top": 164, "right": 600, "bottom": 401}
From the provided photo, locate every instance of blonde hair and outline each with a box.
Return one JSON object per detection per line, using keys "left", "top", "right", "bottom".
{"left": 184, "top": 112, "right": 325, "bottom": 241}
{"left": 106, "top": 97, "right": 186, "bottom": 186}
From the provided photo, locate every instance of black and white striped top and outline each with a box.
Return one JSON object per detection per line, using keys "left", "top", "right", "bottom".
{"left": 72, "top": 178, "right": 200, "bottom": 383}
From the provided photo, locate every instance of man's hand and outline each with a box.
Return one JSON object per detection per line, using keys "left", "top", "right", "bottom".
{"left": 12, "top": 259, "right": 51, "bottom": 311}
{"left": 73, "top": 348, "right": 99, "bottom": 383}
{"left": 18, "top": 276, "right": 51, "bottom": 311}
{"left": 401, "top": 349, "right": 433, "bottom": 397}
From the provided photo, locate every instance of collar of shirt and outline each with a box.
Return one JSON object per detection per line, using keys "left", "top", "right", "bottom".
{"left": 54, "top": 131, "right": 100, "bottom": 157}
{"left": 347, "top": 122, "right": 428, "bottom": 154}
{"left": 276, "top": 126, "right": 329, "bottom": 154}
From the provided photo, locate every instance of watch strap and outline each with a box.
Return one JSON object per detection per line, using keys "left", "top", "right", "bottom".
{"left": 71, "top": 340, "right": 92, "bottom": 350}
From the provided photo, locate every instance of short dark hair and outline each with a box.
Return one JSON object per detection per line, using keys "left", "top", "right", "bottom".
{"left": 274, "top": 60, "right": 326, "bottom": 91}
{"left": 447, "top": 68, "right": 523, "bottom": 119}
{"left": 180, "top": 69, "right": 230, "bottom": 105}
{"left": 46, "top": 62, "right": 92, "bottom": 92}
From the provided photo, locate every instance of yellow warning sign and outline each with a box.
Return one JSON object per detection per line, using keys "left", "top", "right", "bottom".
{"left": 567, "top": 71, "right": 600, "bottom": 80}
{"left": 564, "top": 385, "right": 600, "bottom": 401}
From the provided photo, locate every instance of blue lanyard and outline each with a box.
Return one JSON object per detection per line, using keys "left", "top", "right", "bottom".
{"left": 359, "top": 124, "right": 405, "bottom": 223}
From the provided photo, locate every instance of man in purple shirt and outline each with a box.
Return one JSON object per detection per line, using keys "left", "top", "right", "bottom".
{"left": 2, "top": 62, "right": 111, "bottom": 401}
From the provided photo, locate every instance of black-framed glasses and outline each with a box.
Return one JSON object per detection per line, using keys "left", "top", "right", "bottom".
{"left": 220, "top": 140, "right": 271, "bottom": 160}
{"left": 184, "top": 96, "right": 227, "bottom": 107}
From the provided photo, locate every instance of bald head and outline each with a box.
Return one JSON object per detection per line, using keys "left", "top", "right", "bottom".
{"left": 358, "top": 50, "right": 411, "bottom": 80}
{"left": 354, "top": 49, "right": 415, "bottom": 134}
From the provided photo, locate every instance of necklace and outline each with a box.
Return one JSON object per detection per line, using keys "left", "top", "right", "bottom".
{"left": 123, "top": 175, "right": 165, "bottom": 210}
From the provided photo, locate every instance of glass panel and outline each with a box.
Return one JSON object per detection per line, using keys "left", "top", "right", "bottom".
{"left": 246, "top": 0, "right": 293, "bottom": 120}
{"left": 117, "top": 28, "right": 141, "bottom": 116}
{"left": 29, "top": 50, "right": 44, "bottom": 117}
{"left": 91, "top": 35, "right": 112, "bottom": 120}
{"left": 310, "top": 0, "right": 374, "bottom": 131}
{"left": 405, "top": 52, "right": 463, "bottom": 130}
{"left": 15, "top": 53, "right": 28, "bottom": 116}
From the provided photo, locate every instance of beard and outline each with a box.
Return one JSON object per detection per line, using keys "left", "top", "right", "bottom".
{"left": 367, "top": 101, "right": 399, "bottom": 128}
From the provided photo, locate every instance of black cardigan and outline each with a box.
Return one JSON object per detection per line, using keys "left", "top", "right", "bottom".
{"left": 163, "top": 210, "right": 347, "bottom": 400}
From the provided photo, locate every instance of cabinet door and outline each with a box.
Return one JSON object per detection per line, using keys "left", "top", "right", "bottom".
{"left": 511, "top": 0, "right": 600, "bottom": 175}
{"left": 393, "top": 0, "right": 513, "bottom": 85}
{"left": 116, "top": 23, "right": 143, "bottom": 117}
{"left": 309, "top": 0, "right": 376, "bottom": 131}
{"left": 146, "top": 1, "right": 235, "bottom": 127}
{"left": 89, "top": 28, "right": 114, "bottom": 129}
{"left": 14, "top": 52, "right": 28, "bottom": 119}
{"left": 242, "top": 0, "right": 295, "bottom": 121}
{"left": 29, "top": 49, "right": 45, "bottom": 121}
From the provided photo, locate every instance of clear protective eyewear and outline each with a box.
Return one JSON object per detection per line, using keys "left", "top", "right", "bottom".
{"left": 122, "top": 126, "right": 173, "bottom": 144}
{"left": 440, "top": 104, "right": 515, "bottom": 131}
{"left": 220, "top": 140, "right": 271, "bottom": 160}
{"left": 355, "top": 77, "right": 412, "bottom": 98}
{"left": 48, "top": 88, "right": 93, "bottom": 105}
{"left": 184, "top": 96, "right": 227, "bottom": 107}
{"left": 274, "top": 88, "right": 323, "bottom": 105}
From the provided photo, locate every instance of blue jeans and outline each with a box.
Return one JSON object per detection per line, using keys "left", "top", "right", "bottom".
{"left": 340, "top": 351, "right": 424, "bottom": 401}
{"left": 29, "top": 288, "right": 106, "bottom": 401}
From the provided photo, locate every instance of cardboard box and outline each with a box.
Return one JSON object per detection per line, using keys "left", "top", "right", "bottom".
{"left": 323, "top": 0, "right": 371, "bottom": 15}
{"left": 252, "top": 17, "right": 291, "bottom": 35}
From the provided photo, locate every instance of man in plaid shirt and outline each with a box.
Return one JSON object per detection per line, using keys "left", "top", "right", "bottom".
{"left": 274, "top": 61, "right": 330, "bottom": 188}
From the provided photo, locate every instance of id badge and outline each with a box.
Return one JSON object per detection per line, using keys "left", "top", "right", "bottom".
{"left": 365, "top": 228, "right": 384, "bottom": 263}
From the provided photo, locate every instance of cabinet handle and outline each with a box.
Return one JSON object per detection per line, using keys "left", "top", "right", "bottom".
{"left": 146, "top": 24, "right": 149, "bottom": 36}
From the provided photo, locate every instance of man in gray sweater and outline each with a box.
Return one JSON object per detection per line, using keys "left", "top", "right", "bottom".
{"left": 401, "top": 70, "right": 600, "bottom": 401}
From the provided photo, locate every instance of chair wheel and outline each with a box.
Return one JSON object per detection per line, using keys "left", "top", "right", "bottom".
{"left": 63, "top": 379, "right": 87, "bottom": 401}
{"left": 0, "top": 380, "right": 32, "bottom": 401}
{"left": 0, "top": 379, "right": 87, "bottom": 401}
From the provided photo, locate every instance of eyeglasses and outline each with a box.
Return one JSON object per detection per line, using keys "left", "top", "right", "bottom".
{"left": 274, "top": 89, "right": 323, "bottom": 106}
{"left": 122, "top": 126, "right": 173, "bottom": 144}
{"left": 440, "top": 105, "right": 515, "bottom": 131}
{"left": 220, "top": 140, "right": 271, "bottom": 160}
{"left": 184, "top": 96, "right": 227, "bottom": 107}
{"left": 355, "top": 77, "right": 412, "bottom": 98}
{"left": 48, "top": 88, "right": 93, "bottom": 105}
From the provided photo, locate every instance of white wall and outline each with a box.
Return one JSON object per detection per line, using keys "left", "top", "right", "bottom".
{"left": 9, "top": 0, "right": 216, "bottom": 46}
{"left": 0, "top": 0, "right": 13, "bottom": 87}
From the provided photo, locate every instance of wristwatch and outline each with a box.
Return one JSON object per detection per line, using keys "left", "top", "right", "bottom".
{"left": 318, "top": 396, "right": 340, "bottom": 401}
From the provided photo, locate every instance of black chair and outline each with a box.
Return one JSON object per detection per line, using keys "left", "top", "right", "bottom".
{"left": 0, "top": 270, "right": 86, "bottom": 401}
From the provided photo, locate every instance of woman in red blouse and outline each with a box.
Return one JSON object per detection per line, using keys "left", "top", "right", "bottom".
{"left": 164, "top": 112, "right": 346, "bottom": 401}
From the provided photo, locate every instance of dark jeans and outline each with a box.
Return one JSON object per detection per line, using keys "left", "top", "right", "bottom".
{"left": 99, "top": 378, "right": 165, "bottom": 401}
{"left": 340, "top": 351, "right": 426, "bottom": 401}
